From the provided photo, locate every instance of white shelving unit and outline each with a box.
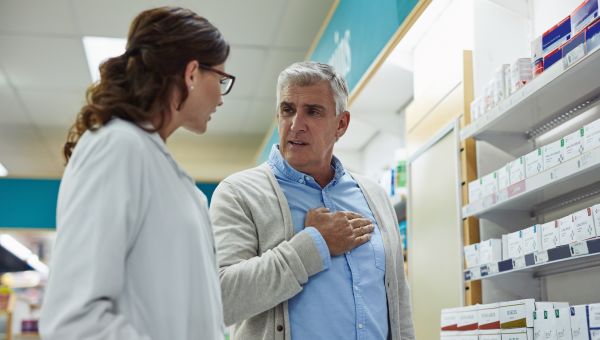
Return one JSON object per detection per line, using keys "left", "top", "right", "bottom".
{"left": 461, "top": 47, "right": 600, "bottom": 155}
{"left": 461, "top": 0, "right": 600, "bottom": 305}
{"left": 463, "top": 145, "right": 600, "bottom": 219}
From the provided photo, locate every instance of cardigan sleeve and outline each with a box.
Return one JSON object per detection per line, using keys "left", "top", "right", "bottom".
{"left": 210, "top": 178, "right": 326, "bottom": 326}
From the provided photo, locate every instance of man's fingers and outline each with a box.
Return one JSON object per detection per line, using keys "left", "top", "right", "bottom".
{"left": 353, "top": 224, "right": 375, "bottom": 237}
{"left": 349, "top": 218, "right": 371, "bottom": 228}
{"left": 340, "top": 211, "right": 363, "bottom": 220}
{"left": 353, "top": 233, "right": 371, "bottom": 247}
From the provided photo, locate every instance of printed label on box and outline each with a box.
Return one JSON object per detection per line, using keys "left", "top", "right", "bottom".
{"left": 563, "top": 31, "right": 587, "bottom": 67}
{"left": 571, "top": 0, "right": 599, "bottom": 34}
{"left": 563, "top": 129, "right": 585, "bottom": 161}
{"left": 570, "top": 305, "right": 589, "bottom": 340}
{"left": 541, "top": 221, "right": 560, "bottom": 251}
{"left": 572, "top": 207, "right": 596, "bottom": 241}
{"left": 522, "top": 225, "right": 541, "bottom": 254}
{"left": 544, "top": 140, "right": 564, "bottom": 170}
{"left": 507, "top": 231, "right": 523, "bottom": 258}
{"left": 559, "top": 215, "right": 575, "bottom": 246}
{"left": 509, "top": 157, "right": 526, "bottom": 184}
{"left": 588, "top": 18, "right": 600, "bottom": 52}
{"left": 543, "top": 16, "right": 572, "bottom": 54}
{"left": 525, "top": 148, "right": 544, "bottom": 178}
{"left": 584, "top": 117, "right": 600, "bottom": 152}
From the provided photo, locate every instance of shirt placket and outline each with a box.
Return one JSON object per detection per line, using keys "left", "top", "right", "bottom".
{"left": 322, "top": 187, "right": 366, "bottom": 340}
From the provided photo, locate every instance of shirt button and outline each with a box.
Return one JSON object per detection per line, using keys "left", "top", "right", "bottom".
{"left": 358, "top": 324, "right": 364, "bottom": 329}
{"left": 277, "top": 325, "right": 283, "bottom": 332}
{"left": 346, "top": 251, "right": 350, "bottom": 255}
{"left": 354, "top": 285, "right": 359, "bottom": 291}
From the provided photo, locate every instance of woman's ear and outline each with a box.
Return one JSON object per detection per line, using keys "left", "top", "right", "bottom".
{"left": 184, "top": 60, "right": 198, "bottom": 90}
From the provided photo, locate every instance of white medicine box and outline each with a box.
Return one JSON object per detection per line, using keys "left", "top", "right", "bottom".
{"left": 525, "top": 148, "right": 544, "bottom": 178}
{"left": 562, "top": 129, "right": 584, "bottom": 162}
{"left": 521, "top": 225, "right": 541, "bottom": 254}
{"left": 464, "top": 243, "right": 480, "bottom": 268}
{"left": 558, "top": 214, "right": 576, "bottom": 246}
{"left": 468, "top": 179, "right": 482, "bottom": 203}
{"left": 480, "top": 239, "right": 502, "bottom": 264}
{"left": 482, "top": 172, "right": 499, "bottom": 197}
{"left": 571, "top": 207, "right": 596, "bottom": 242}
{"left": 497, "top": 164, "right": 511, "bottom": 191}
{"left": 509, "top": 157, "right": 526, "bottom": 184}
{"left": 541, "top": 221, "right": 560, "bottom": 251}
{"left": 507, "top": 230, "right": 524, "bottom": 259}
{"left": 543, "top": 139, "right": 564, "bottom": 170}
{"left": 584, "top": 118, "right": 600, "bottom": 152}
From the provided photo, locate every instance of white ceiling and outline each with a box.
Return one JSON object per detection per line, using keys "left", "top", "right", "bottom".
{"left": 0, "top": 0, "right": 334, "bottom": 181}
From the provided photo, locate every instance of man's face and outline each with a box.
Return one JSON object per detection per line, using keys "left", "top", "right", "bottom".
{"left": 277, "top": 81, "right": 349, "bottom": 176}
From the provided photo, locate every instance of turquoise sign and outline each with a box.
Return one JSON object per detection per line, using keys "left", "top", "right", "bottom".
{"left": 310, "top": 0, "right": 419, "bottom": 92}
{"left": 0, "top": 178, "right": 218, "bottom": 229}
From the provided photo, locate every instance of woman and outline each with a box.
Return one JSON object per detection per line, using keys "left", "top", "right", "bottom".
{"left": 40, "top": 7, "right": 234, "bottom": 340}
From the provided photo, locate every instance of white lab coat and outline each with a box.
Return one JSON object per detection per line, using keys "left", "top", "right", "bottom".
{"left": 40, "top": 118, "right": 224, "bottom": 340}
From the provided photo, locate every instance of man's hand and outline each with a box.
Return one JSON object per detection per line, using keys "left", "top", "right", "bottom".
{"left": 304, "top": 208, "right": 374, "bottom": 256}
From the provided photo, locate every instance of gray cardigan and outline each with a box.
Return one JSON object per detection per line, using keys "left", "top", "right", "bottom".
{"left": 210, "top": 164, "right": 415, "bottom": 340}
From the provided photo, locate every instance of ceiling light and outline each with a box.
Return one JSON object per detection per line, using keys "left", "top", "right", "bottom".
{"left": 82, "top": 36, "right": 127, "bottom": 83}
{"left": 0, "top": 162, "right": 7, "bottom": 177}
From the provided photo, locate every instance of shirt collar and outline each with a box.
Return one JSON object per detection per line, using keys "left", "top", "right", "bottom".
{"left": 267, "top": 144, "right": 346, "bottom": 187}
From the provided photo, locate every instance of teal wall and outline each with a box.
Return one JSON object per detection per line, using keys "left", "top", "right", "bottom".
{"left": 256, "top": 0, "right": 419, "bottom": 163}
{"left": 0, "top": 178, "right": 218, "bottom": 229}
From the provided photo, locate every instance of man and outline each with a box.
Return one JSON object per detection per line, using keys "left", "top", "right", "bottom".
{"left": 210, "top": 61, "right": 414, "bottom": 340}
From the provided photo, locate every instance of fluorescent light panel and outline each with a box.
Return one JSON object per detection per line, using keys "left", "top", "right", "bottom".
{"left": 82, "top": 36, "right": 127, "bottom": 83}
{"left": 0, "top": 162, "right": 7, "bottom": 177}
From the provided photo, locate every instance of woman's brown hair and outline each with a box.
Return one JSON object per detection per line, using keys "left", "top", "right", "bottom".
{"left": 63, "top": 6, "right": 230, "bottom": 161}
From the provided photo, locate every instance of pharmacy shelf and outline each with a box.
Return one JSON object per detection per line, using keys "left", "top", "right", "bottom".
{"left": 463, "top": 147, "right": 600, "bottom": 219}
{"left": 460, "top": 47, "right": 600, "bottom": 153}
{"left": 464, "top": 238, "right": 600, "bottom": 282}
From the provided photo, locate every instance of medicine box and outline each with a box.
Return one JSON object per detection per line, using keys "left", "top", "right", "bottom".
{"left": 587, "top": 16, "right": 600, "bottom": 52}
{"left": 562, "top": 128, "right": 584, "bottom": 162}
{"left": 543, "top": 16, "right": 572, "bottom": 54}
{"left": 500, "top": 299, "right": 535, "bottom": 328}
{"left": 521, "top": 225, "right": 541, "bottom": 254}
{"left": 571, "top": 0, "right": 599, "bottom": 34}
{"left": 570, "top": 305, "right": 589, "bottom": 340}
{"left": 501, "top": 328, "right": 533, "bottom": 340}
{"left": 525, "top": 148, "right": 544, "bottom": 178}
{"left": 507, "top": 230, "right": 524, "bottom": 259}
{"left": 558, "top": 214, "right": 576, "bottom": 246}
{"left": 479, "top": 303, "right": 501, "bottom": 332}
{"left": 441, "top": 307, "right": 460, "bottom": 331}
{"left": 544, "top": 46, "right": 563, "bottom": 70}
{"left": 497, "top": 164, "right": 511, "bottom": 191}
{"left": 543, "top": 139, "right": 564, "bottom": 170}
{"left": 464, "top": 243, "right": 480, "bottom": 268}
{"left": 555, "top": 307, "right": 572, "bottom": 340}
{"left": 480, "top": 239, "right": 502, "bottom": 265}
{"left": 592, "top": 204, "right": 600, "bottom": 236}
{"left": 469, "top": 179, "right": 482, "bottom": 203}
{"left": 571, "top": 207, "right": 596, "bottom": 241}
{"left": 541, "top": 220, "right": 560, "bottom": 251}
{"left": 583, "top": 117, "right": 600, "bottom": 152}
{"left": 563, "top": 30, "right": 587, "bottom": 67}
{"left": 482, "top": 172, "right": 499, "bottom": 197}
{"left": 509, "top": 157, "right": 526, "bottom": 184}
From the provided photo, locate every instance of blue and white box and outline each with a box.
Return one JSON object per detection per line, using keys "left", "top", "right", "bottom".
{"left": 572, "top": 0, "right": 599, "bottom": 33}
{"left": 541, "top": 220, "right": 560, "bottom": 251}
{"left": 570, "top": 305, "right": 589, "bottom": 340}
{"left": 589, "top": 303, "right": 600, "bottom": 340}
{"left": 587, "top": 17, "right": 600, "bottom": 52}
{"left": 571, "top": 207, "right": 596, "bottom": 241}
{"left": 522, "top": 225, "right": 541, "bottom": 254}
{"left": 545, "top": 46, "right": 564, "bottom": 70}
{"left": 507, "top": 230, "right": 524, "bottom": 259}
{"left": 563, "top": 30, "right": 587, "bottom": 67}
{"left": 559, "top": 214, "right": 576, "bottom": 246}
{"left": 543, "top": 16, "right": 572, "bottom": 54}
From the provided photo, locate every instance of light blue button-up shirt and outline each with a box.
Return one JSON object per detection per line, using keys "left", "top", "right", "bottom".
{"left": 267, "top": 145, "right": 388, "bottom": 340}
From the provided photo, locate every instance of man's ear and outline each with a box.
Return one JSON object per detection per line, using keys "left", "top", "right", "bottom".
{"left": 335, "top": 111, "right": 350, "bottom": 140}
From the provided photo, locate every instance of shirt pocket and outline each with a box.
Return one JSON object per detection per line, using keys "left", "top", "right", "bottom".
{"left": 370, "top": 225, "right": 386, "bottom": 271}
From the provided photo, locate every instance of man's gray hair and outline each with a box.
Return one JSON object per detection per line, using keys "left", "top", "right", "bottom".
{"left": 276, "top": 61, "right": 349, "bottom": 116}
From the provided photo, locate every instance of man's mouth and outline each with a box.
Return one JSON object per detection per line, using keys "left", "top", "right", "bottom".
{"left": 288, "top": 140, "right": 308, "bottom": 146}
